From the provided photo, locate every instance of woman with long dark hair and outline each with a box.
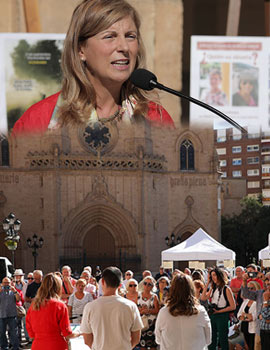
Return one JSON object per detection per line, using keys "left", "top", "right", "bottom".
{"left": 26, "top": 273, "right": 80, "bottom": 350}
{"left": 201, "top": 267, "right": 236, "bottom": 350}
{"left": 155, "top": 274, "right": 211, "bottom": 350}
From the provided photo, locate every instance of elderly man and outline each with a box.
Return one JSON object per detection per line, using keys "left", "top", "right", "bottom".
{"left": 230, "top": 266, "right": 244, "bottom": 300}
{"left": 61, "top": 265, "right": 76, "bottom": 304}
{"left": 0, "top": 277, "right": 21, "bottom": 350}
{"left": 25, "top": 270, "right": 43, "bottom": 303}
{"left": 241, "top": 271, "right": 270, "bottom": 350}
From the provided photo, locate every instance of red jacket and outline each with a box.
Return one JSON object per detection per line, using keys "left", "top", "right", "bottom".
{"left": 12, "top": 92, "right": 174, "bottom": 135}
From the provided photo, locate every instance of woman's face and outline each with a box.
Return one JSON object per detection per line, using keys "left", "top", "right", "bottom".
{"left": 128, "top": 281, "right": 138, "bottom": 291}
{"left": 77, "top": 282, "right": 85, "bottom": 292}
{"left": 239, "top": 79, "right": 253, "bottom": 94}
{"left": 211, "top": 271, "right": 218, "bottom": 284}
{"left": 79, "top": 16, "right": 139, "bottom": 88}
{"left": 159, "top": 279, "right": 167, "bottom": 290}
{"left": 143, "top": 278, "right": 154, "bottom": 291}
{"left": 210, "top": 73, "right": 221, "bottom": 89}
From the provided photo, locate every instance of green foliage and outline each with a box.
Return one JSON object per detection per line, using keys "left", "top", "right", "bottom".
{"left": 221, "top": 196, "right": 270, "bottom": 266}
{"left": 11, "top": 40, "right": 62, "bottom": 84}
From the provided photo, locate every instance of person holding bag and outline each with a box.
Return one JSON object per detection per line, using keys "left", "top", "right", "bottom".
{"left": 201, "top": 267, "right": 236, "bottom": 350}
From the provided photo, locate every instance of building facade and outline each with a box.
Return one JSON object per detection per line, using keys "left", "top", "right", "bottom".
{"left": 215, "top": 128, "right": 270, "bottom": 206}
{"left": 0, "top": 124, "right": 219, "bottom": 273}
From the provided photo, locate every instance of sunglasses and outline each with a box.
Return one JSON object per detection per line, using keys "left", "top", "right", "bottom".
{"left": 129, "top": 284, "right": 137, "bottom": 287}
{"left": 126, "top": 273, "right": 131, "bottom": 276}
{"left": 248, "top": 287, "right": 255, "bottom": 291}
{"left": 144, "top": 282, "right": 153, "bottom": 287}
{"left": 27, "top": 277, "right": 34, "bottom": 280}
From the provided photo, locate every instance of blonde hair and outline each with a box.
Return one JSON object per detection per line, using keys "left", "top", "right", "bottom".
{"left": 247, "top": 281, "right": 261, "bottom": 291}
{"left": 32, "top": 273, "right": 62, "bottom": 311}
{"left": 126, "top": 278, "right": 138, "bottom": 291}
{"left": 59, "top": 0, "right": 155, "bottom": 126}
{"left": 76, "top": 278, "right": 87, "bottom": 287}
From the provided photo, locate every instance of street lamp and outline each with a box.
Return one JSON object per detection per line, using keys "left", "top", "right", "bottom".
{"left": 2, "top": 213, "right": 21, "bottom": 266}
{"left": 165, "top": 232, "right": 181, "bottom": 247}
{"left": 27, "top": 234, "right": 44, "bottom": 270}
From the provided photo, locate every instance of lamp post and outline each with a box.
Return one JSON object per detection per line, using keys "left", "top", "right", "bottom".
{"left": 2, "top": 213, "right": 21, "bottom": 266}
{"left": 27, "top": 234, "right": 44, "bottom": 270}
{"left": 165, "top": 233, "right": 181, "bottom": 248}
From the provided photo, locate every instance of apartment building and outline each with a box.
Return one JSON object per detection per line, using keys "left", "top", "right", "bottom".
{"left": 214, "top": 128, "right": 263, "bottom": 201}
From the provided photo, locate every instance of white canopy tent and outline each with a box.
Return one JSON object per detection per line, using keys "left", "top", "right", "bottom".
{"left": 162, "top": 228, "right": 236, "bottom": 262}
{"left": 258, "top": 245, "right": 270, "bottom": 260}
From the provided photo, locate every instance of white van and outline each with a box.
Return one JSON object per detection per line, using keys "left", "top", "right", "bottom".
{"left": 0, "top": 257, "right": 14, "bottom": 280}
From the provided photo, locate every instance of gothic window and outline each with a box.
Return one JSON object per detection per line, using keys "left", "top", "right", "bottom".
{"left": 180, "top": 139, "right": 194, "bottom": 170}
{"left": 1, "top": 137, "right": 9, "bottom": 166}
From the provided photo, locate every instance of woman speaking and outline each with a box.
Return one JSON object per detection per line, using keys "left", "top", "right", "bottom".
{"left": 13, "top": 0, "right": 173, "bottom": 135}
{"left": 26, "top": 273, "right": 80, "bottom": 350}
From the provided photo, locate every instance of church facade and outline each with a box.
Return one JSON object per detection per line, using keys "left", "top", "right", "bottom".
{"left": 0, "top": 122, "right": 220, "bottom": 274}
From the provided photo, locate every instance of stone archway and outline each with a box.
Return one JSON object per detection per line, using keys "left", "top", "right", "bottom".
{"left": 60, "top": 202, "right": 140, "bottom": 274}
{"left": 59, "top": 175, "right": 141, "bottom": 273}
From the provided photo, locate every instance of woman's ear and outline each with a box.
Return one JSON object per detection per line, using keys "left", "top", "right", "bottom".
{"left": 79, "top": 46, "right": 86, "bottom": 62}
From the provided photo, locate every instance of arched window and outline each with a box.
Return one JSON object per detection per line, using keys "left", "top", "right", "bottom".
{"left": 180, "top": 139, "right": 194, "bottom": 170}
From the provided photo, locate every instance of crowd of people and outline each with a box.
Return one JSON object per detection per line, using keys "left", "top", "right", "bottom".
{"left": 0, "top": 263, "right": 270, "bottom": 350}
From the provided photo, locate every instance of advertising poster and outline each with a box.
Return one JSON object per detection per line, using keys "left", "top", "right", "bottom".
{"left": 0, "top": 33, "right": 65, "bottom": 133}
{"left": 190, "top": 36, "right": 269, "bottom": 131}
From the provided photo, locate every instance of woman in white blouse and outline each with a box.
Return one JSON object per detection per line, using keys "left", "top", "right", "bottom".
{"left": 155, "top": 274, "right": 211, "bottom": 350}
{"left": 237, "top": 281, "right": 260, "bottom": 350}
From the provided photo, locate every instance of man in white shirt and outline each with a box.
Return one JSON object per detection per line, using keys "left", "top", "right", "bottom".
{"left": 80, "top": 266, "right": 143, "bottom": 350}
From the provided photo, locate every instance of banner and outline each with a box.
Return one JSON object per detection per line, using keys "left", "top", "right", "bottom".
{"left": 0, "top": 33, "right": 65, "bottom": 133}
{"left": 190, "top": 36, "right": 268, "bottom": 131}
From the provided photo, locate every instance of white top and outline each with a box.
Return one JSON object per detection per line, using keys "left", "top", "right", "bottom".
{"left": 84, "top": 283, "right": 96, "bottom": 295}
{"left": 80, "top": 295, "right": 143, "bottom": 350}
{"left": 211, "top": 287, "right": 227, "bottom": 308}
{"left": 237, "top": 299, "right": 257, "bottom": 334}
{"left": 155, "top": 304, "right": 211, "bottom": 350}
{"left": 68, "top": 291, "right": 93, "bottom": 323}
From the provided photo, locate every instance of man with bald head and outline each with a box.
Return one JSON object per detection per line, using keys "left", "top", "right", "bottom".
{"left": 0, "top": 277, "right": 21, "bottom": 350}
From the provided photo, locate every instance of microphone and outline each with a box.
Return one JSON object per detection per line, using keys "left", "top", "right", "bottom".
{"left": 130, "top": 68, "right": 247, "bottom": 134}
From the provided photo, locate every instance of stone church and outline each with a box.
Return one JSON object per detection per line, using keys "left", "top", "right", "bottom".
{"left": 0, "top": 122, "right": 219, "bottom": 273}
{"left": 0, "top": 0, "right": 220, "bottom": 274}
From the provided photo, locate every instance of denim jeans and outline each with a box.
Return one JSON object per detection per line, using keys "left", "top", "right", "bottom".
{"left": 0, "top": 317, "right": 19, "bottom": 350}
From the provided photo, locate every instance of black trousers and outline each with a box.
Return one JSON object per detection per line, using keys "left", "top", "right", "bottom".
{"left": 260, "top": 329, "right": 270, "bottom": 350}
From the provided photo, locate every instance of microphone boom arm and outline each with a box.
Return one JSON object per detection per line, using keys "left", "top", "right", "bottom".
{"left": 150, "top": 80, "right": 247, "bottom": 134}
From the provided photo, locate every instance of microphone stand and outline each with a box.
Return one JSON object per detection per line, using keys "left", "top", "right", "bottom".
{"left": 149, "top": 80, "right": 247, "bottom": 134}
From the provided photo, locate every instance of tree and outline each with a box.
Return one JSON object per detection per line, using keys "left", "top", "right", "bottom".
{"left": 221, "top": 196, "right": 270, "bottom": 266}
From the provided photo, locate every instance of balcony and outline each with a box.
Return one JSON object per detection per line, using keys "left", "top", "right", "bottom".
{"left": 261, "top": 147, "right": 270, "bottom": 154}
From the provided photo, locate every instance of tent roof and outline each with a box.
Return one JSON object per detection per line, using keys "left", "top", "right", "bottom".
{"left": 258, "top": 245, "right": 270, "bottom": 260}
{"left": 162, "top": 228, "right": 235, "bottom": 261}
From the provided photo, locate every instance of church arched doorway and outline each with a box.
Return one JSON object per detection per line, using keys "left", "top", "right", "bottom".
{"left": 82, "top": 225, "right": 116, "bottom": 270}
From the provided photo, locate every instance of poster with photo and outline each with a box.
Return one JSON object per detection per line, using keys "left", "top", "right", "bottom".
{"left": 0, "top": 33, "right": 65, "bottom": 134}
{"left": 190, "top": 36, "right": 268, "bottom": 131}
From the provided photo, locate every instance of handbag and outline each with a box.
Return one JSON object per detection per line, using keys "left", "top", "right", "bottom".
{"left": 141, "top": 315, "right": 149, "bottom": 331}
{"left": 16, "top": 305, "right": 26, "bottom": 318}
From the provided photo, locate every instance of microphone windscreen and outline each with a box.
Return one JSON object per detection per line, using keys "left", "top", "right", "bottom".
{"left": 130, "top": 69, "right": 157, "bottom": 91}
